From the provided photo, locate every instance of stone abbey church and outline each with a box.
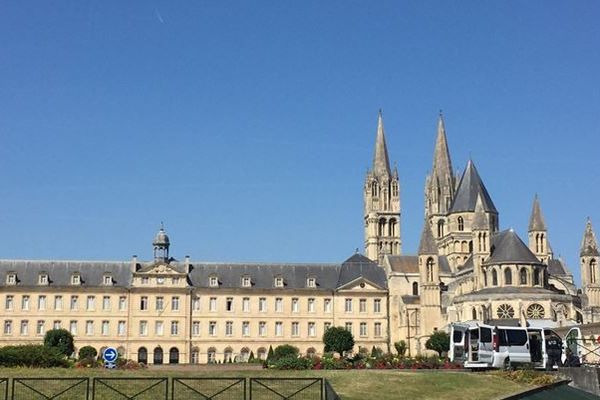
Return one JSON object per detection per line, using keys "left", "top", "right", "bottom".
{"left": 1, "top": 112, "right": 599, "bottom": 362}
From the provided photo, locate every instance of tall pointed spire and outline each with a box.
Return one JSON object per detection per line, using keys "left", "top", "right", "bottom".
{"left": 418, "top": 220, "right": 438, "bottom": 254}
{"left": 528, "top": 195, "right": 547, "bottom": 232}
{"left": 372, "top": 110, "right": 391, "bottom": 177}
{"left": 449, "top": 159, "right": 497, "bottom": 213}
{"left": 581, "top": 218, "right": 600, "bottom": 257}
{"left": 432, "top": 112, "right": 454, "bottom": 184}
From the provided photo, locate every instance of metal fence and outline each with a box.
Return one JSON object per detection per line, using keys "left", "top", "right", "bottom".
{"left": 0, "top": 377, "right": 340, "bottom": 400}
{"left": 11, "top": 378, "right": 89, "bottom": 400}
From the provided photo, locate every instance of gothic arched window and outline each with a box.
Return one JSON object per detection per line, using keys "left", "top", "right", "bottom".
{"left": 472, "top": 307, "right": 477, "bottom": 320}
{"left": 412, "top": 282, "right": 419, "bottom": 296}
{"left": 533, "top": 267, "right": 541, "bottom": 286}
{"left": 492, "top": 269, "right": 498, "bottom": 286}
{"left": 426, "top": 258, "right": 435, "bottom": 282}
{"left": 458, "top": 217, "right": 464, "bottom": 231}
{"left": 504, "top": 268, "right": 512, "bottom": 285}
{"left": 520, "top": 268, "right": 527, "bottom": 285}
{"left": 389, "top": 219, "right": 396, "bottom": 237}
{"left": 590, "top": 259, "right": 597, "bottom": 284}
{"left": 437, "top": 220, "right": 445, "bottom": 238}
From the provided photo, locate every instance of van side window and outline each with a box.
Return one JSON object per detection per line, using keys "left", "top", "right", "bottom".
{"left": 506, "top": 329, "right": 528, "bottom": 346}
{"left": 453, "top": 330, "right": 463, "bottom": 343}
{"left": 480, "top": 327, "right": 492, "bottom": 343}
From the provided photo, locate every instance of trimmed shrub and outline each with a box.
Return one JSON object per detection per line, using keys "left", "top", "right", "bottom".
{"left": 44, "top": 329, "right": 75, "bottom": 357}
{"left": 322, "top": 327, "right": 354, "bottom": 356}
{"left": 0, "top": 344, "right": 70, "bottom": 368}
{"left": 78, "top": 346, "right": 98, "bottom": 360}
{"left": 273, "top": 344, "right": 299, "bottom": 361}
{"left": 267, "top": 345, "right": 274, "bottom": 361}
{"left": 272, "top": 356, "right": 313, "bottom": 370}
{"left": 394, "top": 340, "right": 407, "bottom": 356}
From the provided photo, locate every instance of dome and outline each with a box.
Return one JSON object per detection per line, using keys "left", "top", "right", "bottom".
{"left": 153, "top": 226, "right": 170, "bottom": 247}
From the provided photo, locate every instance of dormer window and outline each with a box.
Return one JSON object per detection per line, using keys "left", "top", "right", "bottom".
{"left": 172, "top": 277, "right": 180, "bottom": 285}
{"left": 209, "top": 276, "right": 219, "bottom": 287}
{"left": 141, "top": 277, "right": 149, "bottom": 285}
{"left": 241, "top": 276, "right": 251, "bottom": 287}
{"left": 6, "top": 273, "right": 16, "bottom": 285}
{"left": 71, "top": 274, "right": 81, "bottom": 285}
{"left": 39, "top": 273, "right": 49, "bottom": 285}
{"left": 274, "top": 277, "right": 284, "bottom": 288}
{"left": 103, "top": 275, "right": 113, "bottom": 286}
{"left": 306, "top": 277, "right": 316, "bottom": 288}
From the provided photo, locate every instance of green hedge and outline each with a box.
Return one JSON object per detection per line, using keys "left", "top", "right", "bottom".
{"left": 0, "top": 344, "right": 70, "bottom": 368}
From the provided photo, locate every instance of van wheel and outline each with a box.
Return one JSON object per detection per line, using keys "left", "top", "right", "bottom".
{"left": 504, "top": 358, "right": 513, "bottom": 371}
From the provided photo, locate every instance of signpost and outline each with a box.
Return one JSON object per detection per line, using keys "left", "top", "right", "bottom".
{"left": 103, "top": 347, "right": 118, "bottom": 369}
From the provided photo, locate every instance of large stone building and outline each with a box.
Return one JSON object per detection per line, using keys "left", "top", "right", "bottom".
{"left": 1, "top": 111, "right": 598, "bottom": 362}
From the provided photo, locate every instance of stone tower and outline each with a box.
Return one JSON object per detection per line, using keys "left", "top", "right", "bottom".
{"left": 581, "top": 219, "right": 600, "bottom": 322}
{"left": 417, "top": 220, "right": 443, "bottom": 335}
{"left": 364, "top": 111, "right": 401, "bottom": 262}
{"left": 424, "top": 113, "right": 455, "bottom": 232}
{"left": 528, "top": 195, "right": 549, "bottom": 263}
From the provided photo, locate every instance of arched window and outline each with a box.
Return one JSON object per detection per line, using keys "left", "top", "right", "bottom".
{"left": 535, "top": 233, "right": 540, "bottom": 253}
{"left": 169, "top": 347, "right": 179, "bottom": 364}
{"left": 426, "top": 258, "right": 435, "bottom": 282}
{"left": 153, "top": 347, "right": 163, "bottom": 365}
{"left": 191, "top": 347, "right": 199, "bottom": 364}
{"left": 378, "top": 219, "right": 386, "bottom": 236}
{"left": 468, "top": 241, "right": 473, "bottom": 253}
{"left": 533, "top": 267, "right": 540, "bottom": 286}
{"left": 138, "top": 347, "right": 147, "bottom": 364}
{"left": 437, "top": 220, "right": 445, "bottom": 238}
{"left": 590, "top": 259, "right": 597, "bottom": 284}
{"left": 461, "top": 241, "right": 467, "bottom": 252}
{"left": 540, "top": 234, "right": 545, "bottom": 253}
{"left": 224, "top": 347, "right": 233, "bottom": 363}
{"left": 389, "top": 219, "right": 396, "bottom": 236}
{"left": 520, "top": 268, "right": 527, "bottom": 285}
{"left": 504, "top": 268, "right": 512, "bottom": 285}
{"left": 472, "top": 307, "right": 477, "bottom": 320}
{"left": 240, "top": 347, "right": 250, "bottom": 362}
{"left": 478, "top": 233, "right": 482, "bottom": 251}
{"left": 257, "top": 347, "right": 267, "bottom": 360}
{"left": 207, "top": 347, "right": 216, "bottom": 363}
{"left": 483, "top": 267, "right": 488, "bottom": 287}
{"left": 306, "top": 347, "right": 317, "bottom": 358}
{"left": 492, "top": 269, "right": 498, "bottom": 286}
{"left": 371, "top": 183, "right": 377, "bottom": 197}
{"left": 458, "top": 217, "right": 464, "bottom": 231}
{"left": 483, "top": 233, "right": 487, "bottom": 251}
{"left": 412, "top": 282, "right": 419, "bottom": 296}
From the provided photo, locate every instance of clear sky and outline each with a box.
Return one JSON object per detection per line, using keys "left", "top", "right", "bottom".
{"left": 1, "top": 1, "right": 599, "bottom": 286}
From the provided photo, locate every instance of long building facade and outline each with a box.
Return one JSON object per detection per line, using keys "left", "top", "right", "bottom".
{"left": 1, "top": 111, "right": 599, "bottom": 362}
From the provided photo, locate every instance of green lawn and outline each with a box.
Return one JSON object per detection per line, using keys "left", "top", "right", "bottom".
{"left": 0, "top": 367, "right": 532, "bottom": 400}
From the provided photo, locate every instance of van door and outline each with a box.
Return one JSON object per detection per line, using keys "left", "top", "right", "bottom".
{"left": 478, "top": 326, "right": 494, "bottom": 364}
{"left": 505, "top": 328, "right": 531, "bottom": 363}
{"left": 564, "top": 327, "right": 583, "bottom": 364}
{"left": 450, "top": 324, "right": 469, "bottom": 363}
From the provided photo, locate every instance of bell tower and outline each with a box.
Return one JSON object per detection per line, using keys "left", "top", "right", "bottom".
{"left": 364, "top": 110, "right": 401, "bottom": 262}
{"left": 153, "top": 223, "right": 170, "bottom": 263}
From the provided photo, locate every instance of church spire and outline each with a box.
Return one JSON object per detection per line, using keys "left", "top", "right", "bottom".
{"left": 372, "top": 110, "right": 391, "bottom": 177}
{"left": 528, "top": 194, "right": 547, "bottom": 232}
{"left": 432, "top": 112, "right": 454, "bottom": 185}
{"left": 418, "top": 220, "right": 438, "bottom": 255}
{"left": 581, "top": 218, "right": 600, "bottom": 257}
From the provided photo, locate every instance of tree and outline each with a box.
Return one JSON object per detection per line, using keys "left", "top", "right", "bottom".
{"left": 78, "top": 346, "right": 98, "bottom": 360}
{"left": 248, "top": 351, "right": 255, "bottom": 362}
{"left": 44, "top": 329, "right": 75, "bottom": 357}
{"left": 425, "top": 331, "right": 450, "bottom": 357}
{"left": 394, "top": 340, "right": 407, "bottom": 357}
{"left": 322, "top": 326, "right": 354, "bottom": 356}
{"left": 273, "top": 344, "right": 299, "bottom": 361}
{"left": 267, "top": 345, "right": 274, "bottom": 361}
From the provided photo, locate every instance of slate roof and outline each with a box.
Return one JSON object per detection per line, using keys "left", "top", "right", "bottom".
{"left": 0, "top": 254, "right": 388, "bottom": 291}
{"left": 548, "top": 259, "right": 569, "bottom": 276}
{"left": 449, "top": 160, "right": 497, "bottom": 213}
{"left": 484, "top": 229, "right": 542, "bottom": 265}
{"left": 418, "top": 221, "right": 438, "bottom": 254}
{"left": 0, "top": 260, "right": 132, "bottom": 288}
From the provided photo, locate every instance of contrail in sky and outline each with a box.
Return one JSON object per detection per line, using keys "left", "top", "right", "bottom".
{"left": 155, "top": 9, "right": 164, "bottom": 24}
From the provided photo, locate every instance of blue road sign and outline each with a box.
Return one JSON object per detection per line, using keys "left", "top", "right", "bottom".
{"left": 103, "top": 347, "right": 118, "bottom": 363}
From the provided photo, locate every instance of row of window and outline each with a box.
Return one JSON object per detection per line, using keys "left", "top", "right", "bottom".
{"left": 207, "top": 276, "right": 317, "bottom": 288}
{"left": 4, "top": 295, "right": 128, "bottom": 312}
{"left": 190, "top": 320, "right": 383, "bottom": 338}
{"left": 485, "top": 267, "right": 544, "bottom": 287}
{"left": 6, "top": 273, "right": 115, "bottom": 286}
{"left": 2, "top": 319, "right": 126, "bottom": 336}
{"left": 190, "top": 297, "right": 382, "bottom": 313}
{"left": 138, "top": 276, "right": 181, "bottom": 285}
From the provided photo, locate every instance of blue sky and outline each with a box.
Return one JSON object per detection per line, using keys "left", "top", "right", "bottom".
{"left": 1, "top": 2, "right": 599, "bottom": 285}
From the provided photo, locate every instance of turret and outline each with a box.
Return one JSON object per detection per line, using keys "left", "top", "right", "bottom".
{"left": 472, "top": 194, "right": 491, "bottom": 290}
{"left": 364, "top": 110, "right": 401, "bottom": 261}
{"left": 528, "top": 195, "right": 548, "bottom": 262}
{"left": 581, "top": 218, "right": 600, "bottom": 287}
{"left": 153, "top": 223, "right": 170, "bottom": 263}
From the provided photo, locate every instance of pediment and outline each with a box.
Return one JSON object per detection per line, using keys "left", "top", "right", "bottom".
{"left": 337, "top": 276, "right": 385, "bottom": 291}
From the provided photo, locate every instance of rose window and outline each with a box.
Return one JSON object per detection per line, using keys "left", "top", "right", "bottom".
{"left": 496, "top": 304, "right": 515, "bottom": 319}
{"left": 526, "top": 303, "right": 545, "bottom": 319}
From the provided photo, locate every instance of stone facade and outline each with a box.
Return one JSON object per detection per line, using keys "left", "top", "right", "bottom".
{"left": 0, "top": 111, "right": 598, "bottom": 363}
